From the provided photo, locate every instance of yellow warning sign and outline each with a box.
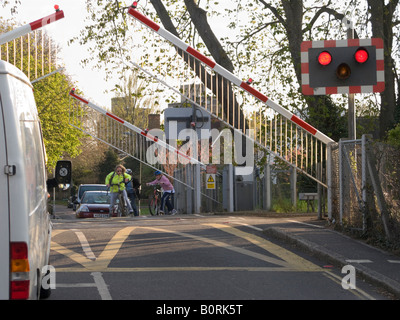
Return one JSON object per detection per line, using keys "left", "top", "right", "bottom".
{"left": 206, "top": 174, "right": 216, "bottom": 190}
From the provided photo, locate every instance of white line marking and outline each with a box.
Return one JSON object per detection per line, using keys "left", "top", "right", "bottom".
{"left": 388, "top": 260, "right": 400, "bottom": 264}
{"left": 72, "top": 229, "right": 96, "bottom": 261}
{"left": 91, "top": 272, "right": 112, "bottom": 300}
{"left": 285, "top": 220, "right": 325, "bottom": 229}
{"left": 56, "top": 283, "right": 97, "bottom": 288}
{"left": 345, "top": 260, "right": 373, "bottom": 264}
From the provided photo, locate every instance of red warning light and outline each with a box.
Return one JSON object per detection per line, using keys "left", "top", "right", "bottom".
{"left": 132, "top": 1, "right": 138, "bottom": 8}
{"left": 318, "top": 51, "right": 332, "bottom": 66}
{"left": 54, "top": 4, "right": 60, "bottom": 11}
{"left": 355, "top": 48, "right": 369, "bottom": 64}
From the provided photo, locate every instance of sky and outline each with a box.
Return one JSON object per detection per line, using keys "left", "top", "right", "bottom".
{"left": 1, "top": 0, "right": 118, "bottom": 110}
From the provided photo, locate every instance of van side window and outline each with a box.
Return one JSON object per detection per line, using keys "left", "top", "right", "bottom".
{"left": 11, "top": 77, "right": 46, "bottom": 214}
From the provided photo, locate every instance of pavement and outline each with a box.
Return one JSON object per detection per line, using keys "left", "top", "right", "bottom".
{"left": 263, "top": 217, "right": 400, "bottom": 299}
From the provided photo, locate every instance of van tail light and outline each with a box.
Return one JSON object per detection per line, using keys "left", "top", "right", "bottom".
{"left": 10, "top": 242, "right": 30, "bottom": 300}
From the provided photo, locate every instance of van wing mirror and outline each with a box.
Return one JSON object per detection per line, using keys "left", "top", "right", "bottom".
{"left": 55, "top": 160, "right": 72, "bottom": 190}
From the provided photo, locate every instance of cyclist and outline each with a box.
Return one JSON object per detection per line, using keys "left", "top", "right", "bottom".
{"left": 146, "top": 170, "right": 177, "bottom": 215}
{"left": 125, "top": 168, "right": 140, "bottom": 216}
{"left": 105, "top": 164, "right": 133, "bottom": 216}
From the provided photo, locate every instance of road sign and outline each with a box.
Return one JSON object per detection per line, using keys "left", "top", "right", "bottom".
{"left": 206, "top": 174, "right": 216, "bottom": 190}
{"left": 301, "top": 38, "right": 385, "bottom": 95}
{"left": 55, "top": 160, "right": 72, "bottom": 185}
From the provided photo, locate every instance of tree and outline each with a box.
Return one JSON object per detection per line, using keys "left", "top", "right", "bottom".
{"left": 237, "top": 0, "right": 399, "bottom": 139}
{"left": 97, "top": 148, "right": 120, "bottom": 183}
{"left": 367, "top": 0, "right": 399, "bottom": 138}
{"left": 76, "top": 0, "right": 399, "bottom": 141}
{"left": 112, "top": 69, "right": 158, "bottom": 129}
{"left": 34, "top": 73, "right": 83, "bottom": 167}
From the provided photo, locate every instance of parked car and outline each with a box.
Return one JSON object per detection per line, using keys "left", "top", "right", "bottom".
{"left": 73, "top": 184, "right": 108, "bottom": 210}
{"left": 76, "top": 191, "right": 118, "bottom": 218}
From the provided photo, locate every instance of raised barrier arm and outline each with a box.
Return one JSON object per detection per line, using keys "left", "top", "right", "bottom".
{"left": 0, "top": 5, "right": 64, "bottom": 45}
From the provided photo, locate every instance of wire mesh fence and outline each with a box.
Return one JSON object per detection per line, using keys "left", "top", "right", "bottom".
{"left": 329, "top": 135, "right": 400, "bottom": 248}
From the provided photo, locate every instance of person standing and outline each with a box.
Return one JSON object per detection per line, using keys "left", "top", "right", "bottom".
{"left": 105, "top": 164, "right": 133, "bottom": 216}
{"left": 146, "top": 170, "right": 177, "bottom": 215}
{"left": 126, "top": 168, "right": 140, "bottom": 216}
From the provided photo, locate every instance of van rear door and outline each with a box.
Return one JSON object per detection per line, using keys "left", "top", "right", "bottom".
{"left": 0, "top": 83, "right": 10, "bottom": 299}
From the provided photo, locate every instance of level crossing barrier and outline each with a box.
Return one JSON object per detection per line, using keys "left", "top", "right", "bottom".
{"left": 126, "top": 6, "right": 335, "bottom": 189}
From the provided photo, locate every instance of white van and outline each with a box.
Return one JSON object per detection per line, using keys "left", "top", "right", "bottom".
{"left": 0, "top": 60, "right": 70, "bottom": 299}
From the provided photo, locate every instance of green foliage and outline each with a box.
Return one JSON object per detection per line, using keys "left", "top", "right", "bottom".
{"left": 33, "top": 73, "right": 83, "bottom": 168}
{"left": 387, "top": 124, "right": 400, "bottom": 147}
{"left": 97, "top": 148, "right": 119, "bottom": 183}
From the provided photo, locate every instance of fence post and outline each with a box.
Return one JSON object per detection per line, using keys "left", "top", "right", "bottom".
{"left": 290, "top": 167, "right": 297, "bottom": 209}
{"left": 362, "top": 134, "right": 368, "bottom": 232}
{"left": 339, "top": 139, "right": 344, "bottom": 224}
{"left": 223, "top": 164, "right": 234, "bottom": 212}
{"left": 264, "top": 163, "right": 271, "bottom": 211}
{"left": 194, "top": 164, "right": 201, "bottom": 214}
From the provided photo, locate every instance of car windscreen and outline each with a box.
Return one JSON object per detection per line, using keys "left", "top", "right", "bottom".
{"left": 81, "top": 193, "right": 110, "bottom": 204}
{"left": 79, "top": 185, "right": 108, "bottom": 198}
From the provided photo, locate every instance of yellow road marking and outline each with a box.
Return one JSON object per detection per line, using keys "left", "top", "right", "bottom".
{"left": 96, "top": 227, "right": 136, "bottom": 269}
{"left": 51, "top": 226, "right": 136, "bottom": 271}
{"left": 204, "top": 223, "right": 323, "bottom": 272}
{"left": 51, "top": 225, "right": 376, "bottom": 300}
{"left": 144, "top": 226, "right": 291, "bottom": 268}
{"left": 54, "top": 267, "right": 312, "bottom": 273}
{"left": 322, "top": 270, "right": 376, "bottom": 300}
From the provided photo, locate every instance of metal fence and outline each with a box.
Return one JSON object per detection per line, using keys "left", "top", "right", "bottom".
{"left": 0, "top": 29, "right": 60, "bottom": 83}
{"left": 329, "top": 135, "right": 400, "bottom": 244}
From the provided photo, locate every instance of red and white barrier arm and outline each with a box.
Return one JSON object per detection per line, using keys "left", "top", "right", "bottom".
{"left": 69, "top": 89, "right": 203, "bottom": 165}
{"left": 0, "top": 6, "right": 64, "bottom": 45}
{"left": 127, "top": 5, "right": 334, "bottom": 145}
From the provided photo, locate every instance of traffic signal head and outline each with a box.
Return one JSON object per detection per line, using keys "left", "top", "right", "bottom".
{"left": 301, "top": 39, "right": 385, "bottom": 95}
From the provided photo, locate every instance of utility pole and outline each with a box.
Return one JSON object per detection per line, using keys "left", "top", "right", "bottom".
{"left": 346, "top": 19, "right": 356, "bottom": 140}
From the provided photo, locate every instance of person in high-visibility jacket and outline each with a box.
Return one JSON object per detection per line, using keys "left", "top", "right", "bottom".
{"left": 105, "top": 164, "right": 133, "bottom": 216}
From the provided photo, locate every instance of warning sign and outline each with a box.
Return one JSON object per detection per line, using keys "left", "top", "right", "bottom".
{"left": 206, "top": 174, "right": 216, "bottom": 190}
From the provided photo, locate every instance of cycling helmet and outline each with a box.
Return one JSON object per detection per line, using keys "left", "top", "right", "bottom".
{"left": 126, "top": 169, "right": 132, "bottom": 174}
{"left": 154, "top": 170, "right": 162, "bottom": 176}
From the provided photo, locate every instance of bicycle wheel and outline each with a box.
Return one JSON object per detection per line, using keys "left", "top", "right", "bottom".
{"left": 117, "top": 193, "right": 128, "bottom": 217}
{"left": 148, "top": 198, "right": 158, "bottom": 216}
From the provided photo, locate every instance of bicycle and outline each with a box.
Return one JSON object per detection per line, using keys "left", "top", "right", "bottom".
{"left": 107, "top": 184, "right": 130, "bottom": 217}
{"left": 148, "top": 186, "right": 162, "bottom": 216}
{"left": 116, "top": 189, "right": 129, "bottom": 217}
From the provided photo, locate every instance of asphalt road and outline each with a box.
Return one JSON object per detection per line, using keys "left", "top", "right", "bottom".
{"left": 48, "top": 206, "right": 390, "bottom": 306}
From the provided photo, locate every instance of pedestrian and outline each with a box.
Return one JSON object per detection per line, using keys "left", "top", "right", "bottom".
{"left": 126, "top": 168, "right": 141, "bottom": 216}
{"left": 105, "top": 164, "right": 133, "bottom": 216}
{"left": 146, "top": 170, "right": 177, "bottom": 215}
